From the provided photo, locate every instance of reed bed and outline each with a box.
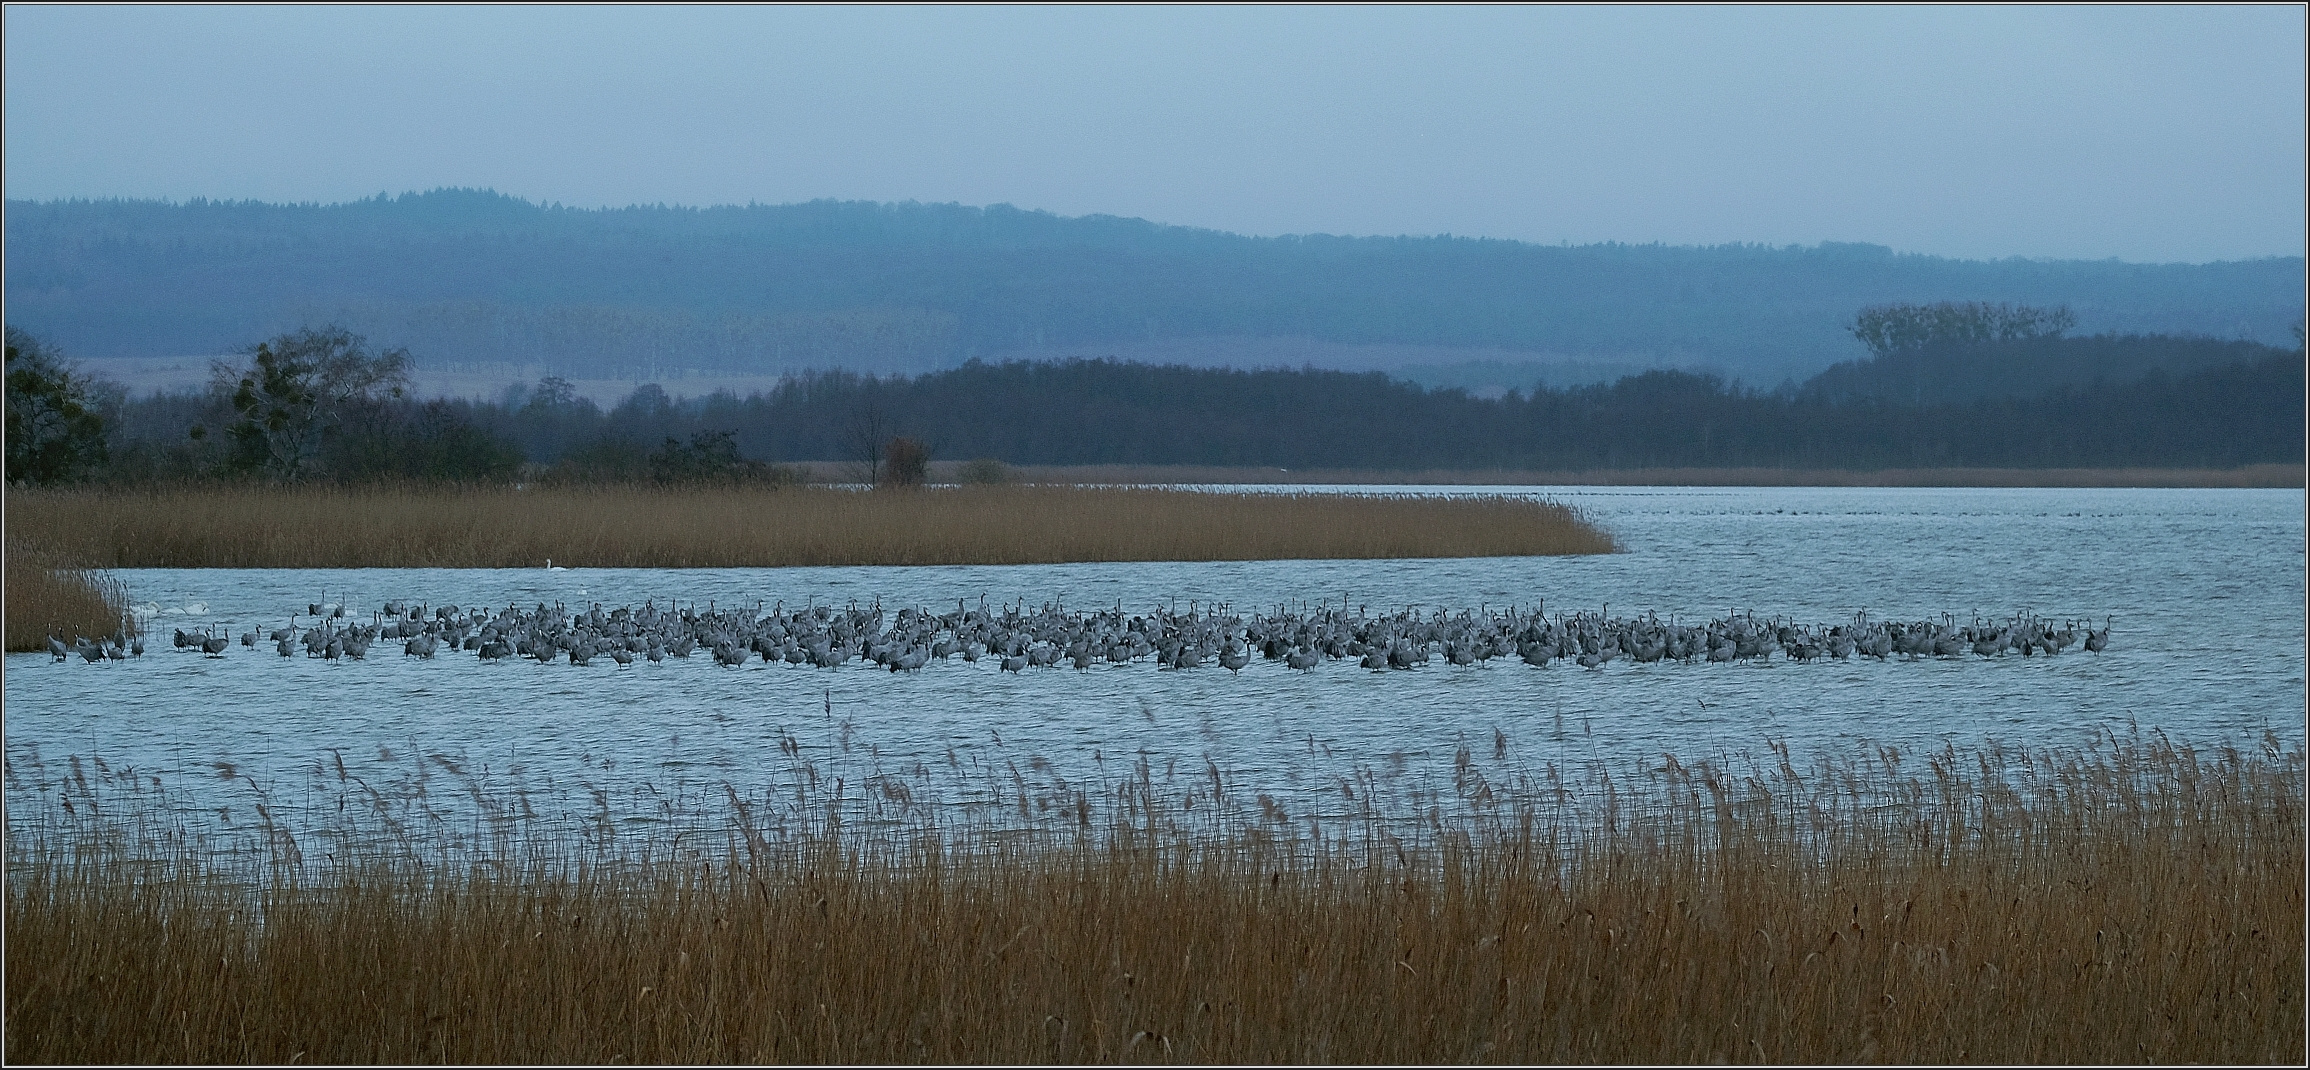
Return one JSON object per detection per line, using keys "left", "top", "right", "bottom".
{"left": 6, "top": 730, "right": 2300, "bottom": 1064}
{"left": 1, "top": 541, "right": 132, "bottom": 652}
{"left": 5, "top": 484, "right": 1614, "bottom": 570}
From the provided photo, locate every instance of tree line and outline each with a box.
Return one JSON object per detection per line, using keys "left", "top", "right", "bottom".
{"left": 7, "top": 312, "right": 2302, "bottom": 487}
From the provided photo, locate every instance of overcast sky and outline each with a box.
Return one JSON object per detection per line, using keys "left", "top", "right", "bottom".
{"left": 5, "top": 5, "right": 2303, "bottom": 262}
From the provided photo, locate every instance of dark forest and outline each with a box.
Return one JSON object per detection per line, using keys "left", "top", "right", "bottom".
{"left": 21, "top": 327, "right": 2299, "bottom": 485}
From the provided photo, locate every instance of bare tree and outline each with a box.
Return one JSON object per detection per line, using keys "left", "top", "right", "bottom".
{"left": 526, "top": 375, "right": 580, "bottom": 411}
{"left": 211, "top": 326, "right": 410, "bottom": 481}
{"left": 843, "top": 400, "right": 893, "bottom": 486}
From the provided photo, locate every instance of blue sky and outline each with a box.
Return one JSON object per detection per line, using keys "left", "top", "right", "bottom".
{"left": 5, "top": 4, "right": 2303, "bottom": 261}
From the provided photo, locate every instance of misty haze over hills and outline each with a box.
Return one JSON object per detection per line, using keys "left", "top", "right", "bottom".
{"left": 5, "top": 188, "right": 2302, "bottom": 396}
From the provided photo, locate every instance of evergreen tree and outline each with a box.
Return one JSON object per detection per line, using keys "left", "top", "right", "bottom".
{"left": 4, "top": 326, "right": 109, "bottom": 485}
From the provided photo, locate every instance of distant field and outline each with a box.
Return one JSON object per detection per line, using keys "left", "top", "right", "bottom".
{"left": 3, "top": 484, "right": 1615, "bottom": 572}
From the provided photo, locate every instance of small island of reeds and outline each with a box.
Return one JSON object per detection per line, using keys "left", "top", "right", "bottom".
{"left": 4, "top": 483, "right": 1615, "bottom": 571}
{"left": 1, "top": 543, "right": 132, "bottom": 653}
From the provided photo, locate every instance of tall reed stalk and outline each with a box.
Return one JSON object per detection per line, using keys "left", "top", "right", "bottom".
{"left": 2, "top": 541, "right": 132, "bottom": 652}
{"left": 5, "top": 484, "right": 1615, "bottom": 569}
{"left": 7, "top": 733, "right": 2298, "bottom": 1063}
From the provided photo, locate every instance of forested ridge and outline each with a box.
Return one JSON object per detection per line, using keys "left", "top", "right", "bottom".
{"left": 7, "top": 190, "right": 2301, "bottom": 385}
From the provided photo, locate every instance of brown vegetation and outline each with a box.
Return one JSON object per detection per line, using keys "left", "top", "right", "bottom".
{"left": 6, "top": 733, "right": 2300, "bottom": 1064}
{"left": 2, "top": 541, "right": 131, "bottom": 652}
{"left": 4, "top": 484, "right": 1614, "bottom": 569}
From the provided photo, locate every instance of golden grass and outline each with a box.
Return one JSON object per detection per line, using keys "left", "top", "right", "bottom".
{"left": 3, "top": 484, "right": 1615, "bottom": 569}
{"left": 7, "top": 733, "right": 2300, "bottom": 1064}
{"left": 2, "top": 541, "right": 131, "bottom": 652}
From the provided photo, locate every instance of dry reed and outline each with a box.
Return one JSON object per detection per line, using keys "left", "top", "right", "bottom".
{"left": 7, "top": 732, "right": 2299, "bottom": 1064}
{"left": 4, "top": 484, "right": 1615, "bottom": 569}
{"left": 2, "top": 541, "right": 132, "bottom": 652}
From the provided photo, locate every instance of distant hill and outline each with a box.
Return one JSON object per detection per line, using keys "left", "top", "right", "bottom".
{"left": 5, "top": 189, "right": 2301, "bottom": 387}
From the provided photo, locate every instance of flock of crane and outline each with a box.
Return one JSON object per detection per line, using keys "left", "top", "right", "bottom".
{"left": 50, "top": 596, "right": 2112, "bottom": 673}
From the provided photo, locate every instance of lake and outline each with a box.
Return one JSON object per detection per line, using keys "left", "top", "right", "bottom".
{"left": 7, "top": 485, "right": 2302, "bottom": 853}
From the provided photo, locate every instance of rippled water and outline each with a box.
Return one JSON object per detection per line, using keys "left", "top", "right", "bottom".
{"left": 7, "top": 485, "right": 2302, "bottom": 848}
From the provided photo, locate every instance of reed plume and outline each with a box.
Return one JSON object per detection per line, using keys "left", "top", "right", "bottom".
{"left": 7, "top": 732, "right": 2298, "bottom": 1064}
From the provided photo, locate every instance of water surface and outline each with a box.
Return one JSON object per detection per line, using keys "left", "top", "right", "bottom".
{"left": 8, "top": 486, "right": 2301, "bottom": 848}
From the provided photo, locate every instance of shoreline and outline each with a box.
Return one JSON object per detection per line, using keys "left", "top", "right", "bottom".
{"left": 924, "top": 462, "right": 2306, "bottom": 489}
